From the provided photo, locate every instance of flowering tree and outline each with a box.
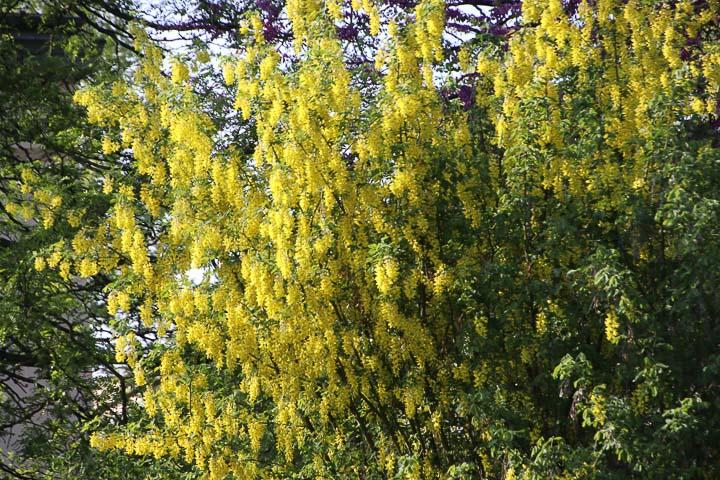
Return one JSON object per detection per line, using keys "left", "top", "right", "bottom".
{"left": 71, "top": 0, "right": 720, "bottom": 478}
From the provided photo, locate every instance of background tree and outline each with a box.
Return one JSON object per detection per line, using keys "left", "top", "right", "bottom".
{"left": 0, "top": 2, "right": 199, "bottom": 478}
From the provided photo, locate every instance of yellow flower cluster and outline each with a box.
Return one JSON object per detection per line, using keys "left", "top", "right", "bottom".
{"left": 478, "top": 0, "right": 720, "bottom": 203}
{"left": 69, "top": 1, "right": 487, "bottom": 473}
{"left": 604, "top": 310, "right": 621, "bottom": 344}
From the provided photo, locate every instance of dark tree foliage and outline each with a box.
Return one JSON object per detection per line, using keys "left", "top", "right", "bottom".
{"left": 0, "top": 2, "right": 192, "bottom": 478}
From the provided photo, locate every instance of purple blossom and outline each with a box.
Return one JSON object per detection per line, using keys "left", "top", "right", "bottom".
{"left": 488, "top": 24, "right": 512, "bottom": 36}
{"left": 447, "top": 21, "right": 480, "bottom": 34}
{"left": 491, "top": 1, "right": 522, "bottom": 21}
{"left": 381, "top": 0, "right": 417, "bottom": 8}
{"left": 263, "top": 19, "right": 282, "bottom": 42}
{"left": 256, "top": 0, "right": 282, "bottom": 18}
{"left": 336, "top": 24, "right": 359, "bottom": 41}
{"left": 458, "top": 84, "right": 474, "bottom": 110}
{"left": 564, "top": 0, "right": 581, "bottom": 16}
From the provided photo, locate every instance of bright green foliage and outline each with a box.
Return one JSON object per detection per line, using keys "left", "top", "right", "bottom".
{"left": 74, "top": 0, "right": 720, "bottom": 478}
